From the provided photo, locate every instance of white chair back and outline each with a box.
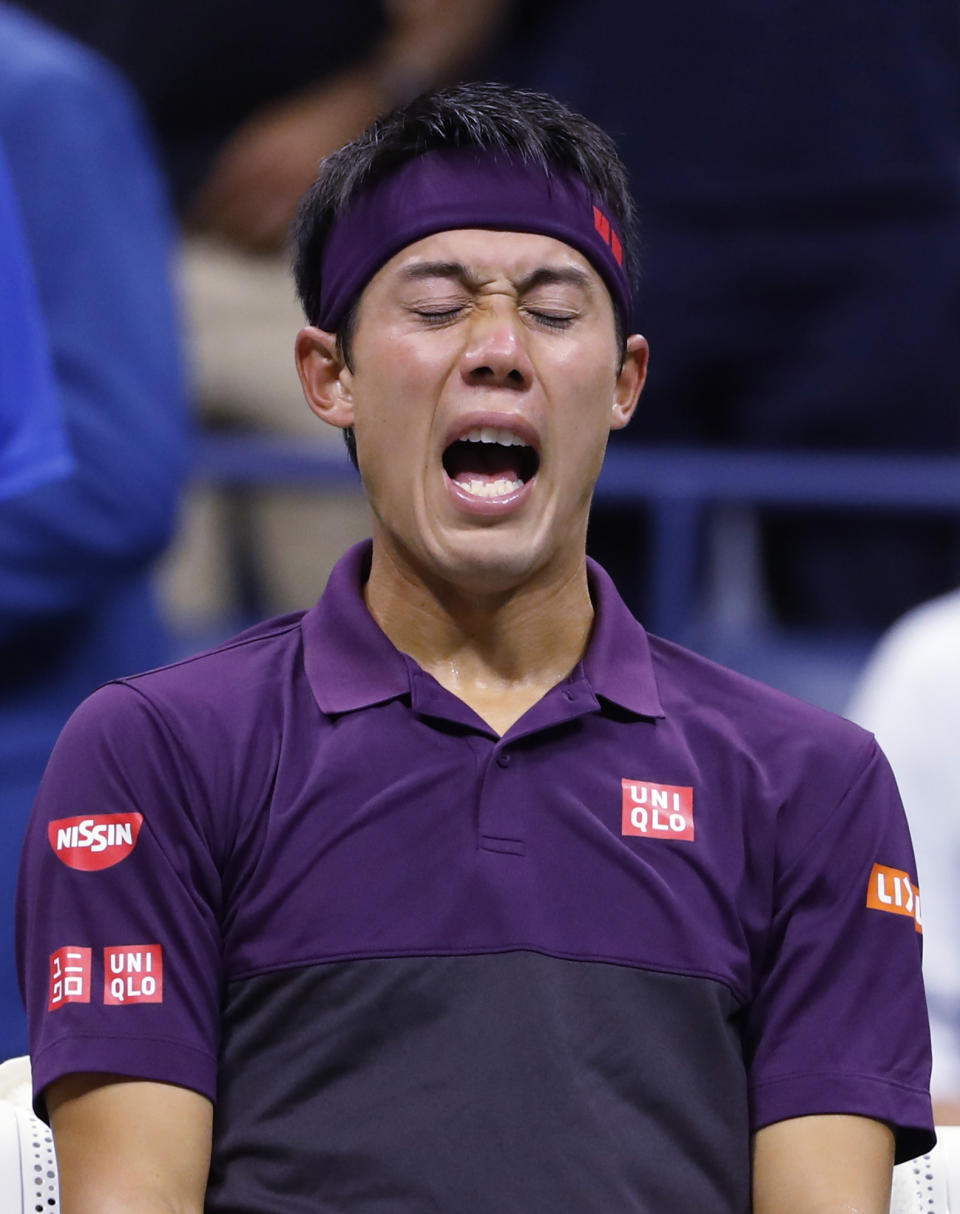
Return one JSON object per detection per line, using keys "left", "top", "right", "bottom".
{"left": 0, "top": 1057, "right": 59, "bottom": 1214}
{"left": 890, "top": 1126, "right": 960, "bottom": 1214}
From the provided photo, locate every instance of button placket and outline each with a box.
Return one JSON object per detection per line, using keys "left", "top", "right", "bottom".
{"left": 478, "top": 744, "right": 524, "bottom": 855}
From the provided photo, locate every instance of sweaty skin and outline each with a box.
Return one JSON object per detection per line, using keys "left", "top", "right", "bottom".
{"left": 296, "top": 228, "right": 647, "bottom": 733}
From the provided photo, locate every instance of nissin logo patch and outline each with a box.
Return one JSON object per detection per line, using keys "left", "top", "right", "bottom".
{"left": 48, "top": 814, "right": 143, "bottom": 871}
{"left": 621, "top": 780, "right": 694, "bottom": 841}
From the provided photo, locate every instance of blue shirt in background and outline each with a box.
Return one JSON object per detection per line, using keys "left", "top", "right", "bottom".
{"left": 0, "top": 144, "right": 72, "bottom": 501}
{"left": 0, "top": 3, "right": 189, "bottom": 1055}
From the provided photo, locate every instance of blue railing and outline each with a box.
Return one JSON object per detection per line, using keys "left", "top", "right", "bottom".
{"left": 193, "top": 433, "right": 960, "bottom": 635}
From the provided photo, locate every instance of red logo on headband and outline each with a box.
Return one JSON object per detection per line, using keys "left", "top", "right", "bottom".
{"left": 593, "top": 206, "right": 623, "bottom": 267}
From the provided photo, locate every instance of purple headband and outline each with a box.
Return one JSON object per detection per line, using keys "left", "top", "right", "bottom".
{"left": 318, "top": 149, "right": 633, "bottom": 332}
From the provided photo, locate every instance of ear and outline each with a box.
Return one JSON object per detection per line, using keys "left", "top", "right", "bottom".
{"left": 610, "top": 334, "right": 649, "bottom": 431}
{"left": 295, "top": 325, "right": 355, "bottom": 430}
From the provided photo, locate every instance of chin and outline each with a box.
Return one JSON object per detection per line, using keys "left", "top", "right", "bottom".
{"left": 432, "top": 540, "right": 554, "bottom": 598}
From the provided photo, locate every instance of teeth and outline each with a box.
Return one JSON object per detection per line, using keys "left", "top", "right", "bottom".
{"left": 459, "top": 477, "right": 523, "bottom": 498}
{"left": 461, "top": 426, "right": 527, "bottom": 447}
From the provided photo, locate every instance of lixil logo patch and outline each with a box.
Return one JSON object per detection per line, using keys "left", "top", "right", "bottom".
{"left": 866, "top": 863, "right": 922, "bottom": 932}
{"left": 621, "top": 780, "right": 694, "bottom": 840}
{"left": 48, "top": 814, "right": 143, "bottom": 871}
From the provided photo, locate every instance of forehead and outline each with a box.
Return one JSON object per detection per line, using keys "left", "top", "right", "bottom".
{"left": 366, "top": 228, "right": 607, "bottom": 293}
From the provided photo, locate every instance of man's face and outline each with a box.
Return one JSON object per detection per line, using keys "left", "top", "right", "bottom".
{"left": 300, "top": 228, "right": 647, "bottom": 598}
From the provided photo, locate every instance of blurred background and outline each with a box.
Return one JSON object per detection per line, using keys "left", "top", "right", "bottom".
{"left": 2, "top": 0, "right": 959, "bottom": 1107}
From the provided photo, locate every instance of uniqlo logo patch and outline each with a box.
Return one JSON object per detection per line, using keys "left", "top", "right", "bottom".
{"left": 103, "top": 945, "right": 163, "bottom": 1005}
{"left": 48, "top": 813, "right": 143, "bottom": 871}
{"left": 48, "top": 947, "right": 91, "bottom": 1011}
{"left": 866, "top": 863, "right": 922, "bottom": 933}
{"left": 621, "top": 780, "right": 695, "bottom": 840}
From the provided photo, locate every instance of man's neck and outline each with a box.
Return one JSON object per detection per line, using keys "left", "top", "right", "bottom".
{"left": 364, "top": 547, "right": 595, "bottom": 736}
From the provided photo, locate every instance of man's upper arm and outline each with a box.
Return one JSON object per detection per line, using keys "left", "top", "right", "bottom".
{"left": 744, "top": 735, "right": 933, "bottom": 1160}
{"left": 17, "top": 682, "right": 223, "bottom": 1120}
{"left": 753, "top": 1113, "right": 894, "bottom": 1214}
{"left": 48, "top": 1074, "right": 212, "bottom": 1214}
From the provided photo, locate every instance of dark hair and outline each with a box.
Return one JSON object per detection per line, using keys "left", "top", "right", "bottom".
{"left": 292, "top": 81, "right": 640, "bottom": 466}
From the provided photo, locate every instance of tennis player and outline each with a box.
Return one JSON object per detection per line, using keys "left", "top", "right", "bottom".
{"left": 19, "top": 82, "right": 932, "bottom": 1212}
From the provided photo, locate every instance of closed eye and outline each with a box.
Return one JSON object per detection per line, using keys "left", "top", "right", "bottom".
{"left": 412, "top": 305, "right": 467, "bottom": 326}
{"left": 525, "top": 309, "right": 577, "bottom": 330}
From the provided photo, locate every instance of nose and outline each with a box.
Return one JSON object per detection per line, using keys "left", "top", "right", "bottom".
{"left": 460, "top": 304, "right": 532, "bottom": 390}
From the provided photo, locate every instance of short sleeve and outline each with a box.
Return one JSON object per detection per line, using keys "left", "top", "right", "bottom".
{"left": 846, "top": 593, "right": 960, "bottom": 1105}
{"left": 745, "top": 736, "right": 934, "bottom": 1163}
{"left": 16, "top": 681, "right": 223, "bottom": 1116}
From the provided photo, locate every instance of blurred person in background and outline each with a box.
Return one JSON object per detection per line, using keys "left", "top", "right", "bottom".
{"left": 14, "top": 0, "right": 512, "bottom": 249}
{"left": 847, "top": 589, "right": 960, "bottom": 1124}
{"left": 490, "top": 0, "right": 960, "bottom": 635}
{"left": 0, "top": 4, "right": 187, "bottom": 1055}
{"left": 0, "top": 145, "right": 72, "bottom": 502}
{"left": 15, "top": 0, "right": 512, "bottom": 627}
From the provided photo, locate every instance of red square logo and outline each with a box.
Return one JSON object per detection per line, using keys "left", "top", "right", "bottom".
{"left": 593, "top": 205, "right": 611, "bottom": 243}
{"left": 48, "top": 947, "right": 91, "bottom": 1011}
{"left": 103, "top": 944, "right": 163, "bottom": 1005}
{"left": 621, "top": 780, "right": 695, "bottom": 841}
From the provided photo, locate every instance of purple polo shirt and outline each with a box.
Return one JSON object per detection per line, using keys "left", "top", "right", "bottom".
{"left": 17, "top": 542, "right": 933, "bottom": 1211}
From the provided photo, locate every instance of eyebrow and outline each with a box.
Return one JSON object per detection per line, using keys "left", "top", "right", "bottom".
{"left": 397, "top": 260, "right": 594, "bottom": 295}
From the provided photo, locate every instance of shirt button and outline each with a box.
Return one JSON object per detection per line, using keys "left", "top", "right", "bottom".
{"left": 497, "top": 752, "right": 511, "bottom": 768}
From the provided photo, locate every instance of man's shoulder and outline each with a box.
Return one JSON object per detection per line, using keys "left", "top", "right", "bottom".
{"left": 68, "top": 611, "right": 310, "bottom": 748}
{"left": 645, "top": 630, "right": 876, "bottom": 784}
{"left": 137, "top": 611, "right": 306, "bottom": 671}
{"left": 30, "top": 612, "right": 316, "bottom": 874}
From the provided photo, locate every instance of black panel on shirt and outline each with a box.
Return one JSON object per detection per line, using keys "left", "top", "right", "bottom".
{"left": 206, "top": 952, "right": 749, "bottom": 1213}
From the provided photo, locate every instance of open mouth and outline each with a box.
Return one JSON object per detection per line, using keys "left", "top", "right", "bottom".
{"left": 442, "top": 426, "right": 539, "bottom": 500}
